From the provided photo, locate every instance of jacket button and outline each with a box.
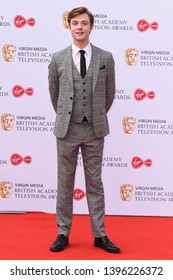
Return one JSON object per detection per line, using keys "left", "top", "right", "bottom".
{"left": 68, "top": 111, "right": 71, "bottom": 114}
{"left": 70, "top": 97, "right": 73, "bottom": 100}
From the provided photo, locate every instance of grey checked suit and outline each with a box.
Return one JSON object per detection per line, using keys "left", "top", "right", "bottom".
{"left": 48, "top": 44, "right": 115, "bottom": 237}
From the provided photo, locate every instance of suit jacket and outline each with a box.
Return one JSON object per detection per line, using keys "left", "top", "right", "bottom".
{"left": 48, "top": 44, "right": 115, "bottom": 138}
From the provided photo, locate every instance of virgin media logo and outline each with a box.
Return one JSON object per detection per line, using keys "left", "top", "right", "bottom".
{"left": 73, "top": 188, "right": 86, "bottom": 200}
{"left": 10, "top": 153, "right": 32, "bottom": 166}
{"left": 134, "top": 88, "right": 155, "bottom": 101}
{"left": 14, "top": 15, "right": 36, "bottom": 28}
{"left": 12, "top": 85, "right": 34, "bottom": 98}
{"left": 137, "top": 19, "right": 159, "bottom": 32}
{"left": 131, "top": 156, "right": 152, "bottom": 169}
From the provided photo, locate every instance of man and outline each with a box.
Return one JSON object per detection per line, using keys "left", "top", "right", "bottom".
{"left": 48, "top": 7, "right": 120, "bottom": 253}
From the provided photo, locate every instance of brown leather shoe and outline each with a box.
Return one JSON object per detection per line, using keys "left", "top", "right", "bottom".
{"left": 50, "top": 234, "right": 69, "bottom": 252}
{"left": 94, "top": 236, "right": 120, "bottom": 253}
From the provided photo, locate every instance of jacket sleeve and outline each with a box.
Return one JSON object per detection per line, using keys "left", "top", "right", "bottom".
{"left": 106, "top": 53, "right": 115, "bottom": 113}
{"left": 48, "top": 54, "right": 59, "bottom": 113}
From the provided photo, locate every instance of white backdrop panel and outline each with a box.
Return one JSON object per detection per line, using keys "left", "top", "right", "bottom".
{"left": 0, "top": 0, "right": 173, "bottom": 216}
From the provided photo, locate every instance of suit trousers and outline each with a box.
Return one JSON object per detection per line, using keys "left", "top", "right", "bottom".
{"left": 56, "top": 120, "right": 106, "bottom": 238}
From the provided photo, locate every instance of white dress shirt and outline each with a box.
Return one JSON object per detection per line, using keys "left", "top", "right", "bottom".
{"left": 72, "top": 43, "right": 92, "bottom": 74}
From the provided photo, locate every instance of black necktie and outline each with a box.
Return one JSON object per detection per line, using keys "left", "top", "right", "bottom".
{"left": 79, "top": 50, "right": 86, "bottom": 78}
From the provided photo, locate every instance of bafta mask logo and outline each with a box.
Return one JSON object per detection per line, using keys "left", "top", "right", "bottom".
{"left": 120, "top": 184, "right": 133, "bottom": 201}
{"left": 1, "top": 113, "right": 15, "bottom": 131}
{"left": 122, "top": 117, "right": 136, "bottom": 134}
{"left": 62, "top": 11, "right": 70, "bottom": 29}
{"left": 125, "top": 48, "right": 139, "bottom": 66}
{"left": 0, "top": 181, "right": 13, "bottom": 198}
{"left": 3, "top": 44, "right": 16, "bottom": 62}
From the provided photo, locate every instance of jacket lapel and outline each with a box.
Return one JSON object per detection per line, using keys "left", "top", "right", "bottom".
{"left": 92, "top": 45, "right": 101, "bottom": 92}
{"left": 65, "top": 46, "right": 74, "bottom": 89}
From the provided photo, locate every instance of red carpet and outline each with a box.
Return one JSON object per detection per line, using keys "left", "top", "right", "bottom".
{"left": 0, "top": 212, "right": 173, "bottom": 260}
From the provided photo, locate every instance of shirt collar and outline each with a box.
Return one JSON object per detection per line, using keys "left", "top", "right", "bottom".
{"left": 72, "top": 43, "right": 91, "bottom": 56}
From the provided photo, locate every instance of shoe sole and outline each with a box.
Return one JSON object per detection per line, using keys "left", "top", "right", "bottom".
{"left": 50, "top": 242, "right": 69, "bottom": 252}
{"left": 94, "top": 244, "right": 120, "bottom": 253}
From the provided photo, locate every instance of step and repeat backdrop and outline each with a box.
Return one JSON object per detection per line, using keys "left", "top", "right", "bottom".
{"left": 1, "top": 0, "right": 173, "bottom": 216}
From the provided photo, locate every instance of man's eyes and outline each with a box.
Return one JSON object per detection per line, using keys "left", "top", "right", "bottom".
{"left": 72, "top": 21, "right": 88, "bottom": 25}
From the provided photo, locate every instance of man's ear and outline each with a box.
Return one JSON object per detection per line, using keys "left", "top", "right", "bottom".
{"left": 90, "top": 24, "right": 94, "bottom": 31}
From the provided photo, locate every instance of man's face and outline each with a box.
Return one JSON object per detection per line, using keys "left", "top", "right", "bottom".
{"left": 0, "top": 182, "right": 13, "bottom": 198}
{"left": 69, "top": 13, "right": 93, "bottom": 45}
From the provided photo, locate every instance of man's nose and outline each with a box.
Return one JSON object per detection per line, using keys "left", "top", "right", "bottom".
{"left": 77, "top": 23, "right": 82, "bottom": 29}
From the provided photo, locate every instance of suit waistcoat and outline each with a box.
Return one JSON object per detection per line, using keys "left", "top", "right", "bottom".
{"left": 70, "top": 59, "right": 93, "bottom": 123}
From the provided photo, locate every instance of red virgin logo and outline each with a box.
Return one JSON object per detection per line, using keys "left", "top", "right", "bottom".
{"left": 12, "top": 85, "right": 34, "bottom": 98}
{"left": 137, "top": 19, "right": 159, "bottom": 32}
{"left": 10, "top": 153, "right": 32, "bottom": 166}
{"left": 73, "top": 188, "right": 86, "bottom": 200}
{"left": 131, "top": 156, "right": 152, "bottom": 169}
{"left": 134, "top": 88, "right": 155, "bottom": 101}
{"left": 14, "top": 15, "right": 36, "bottom": 28}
